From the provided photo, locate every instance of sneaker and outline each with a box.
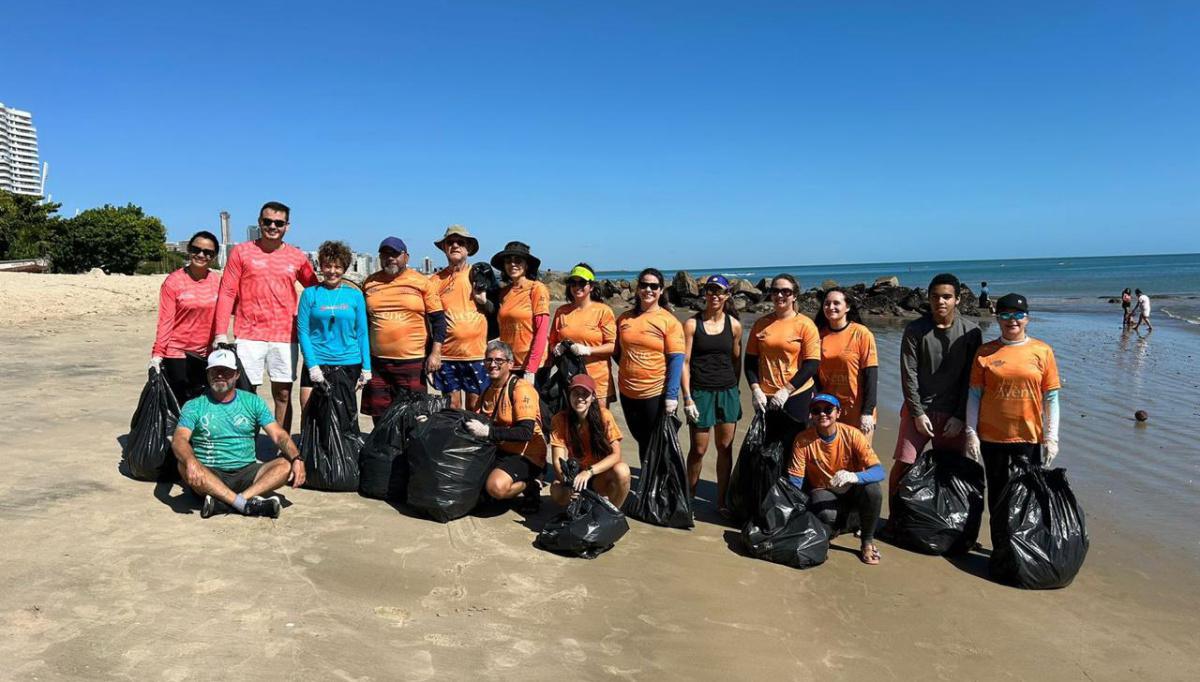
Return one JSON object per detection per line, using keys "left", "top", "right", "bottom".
{"left": 244, "top": 495, "right": 281, "bottom": 518}
{"left": 200, "top": 494, "right": 232, "bottom": 519}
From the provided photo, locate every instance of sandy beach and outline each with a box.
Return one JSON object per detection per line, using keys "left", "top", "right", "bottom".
{"left": 2, "top": 272, "right": 1198, "bottom": 680}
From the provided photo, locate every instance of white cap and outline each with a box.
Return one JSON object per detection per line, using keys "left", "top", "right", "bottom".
{"left": 207, "top": 349, "right": 238, "bottom": 370}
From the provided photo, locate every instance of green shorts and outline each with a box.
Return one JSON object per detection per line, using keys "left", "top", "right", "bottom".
{"left": 691, "top": 386, "right": 742, "bottom": 429}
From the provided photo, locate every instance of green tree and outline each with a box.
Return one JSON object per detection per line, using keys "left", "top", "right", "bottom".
{"left": 0, "top": 190, "right": 60, "bottom": 259}
{"left": 50, "top": 203, "right": 167, "bottom": 274}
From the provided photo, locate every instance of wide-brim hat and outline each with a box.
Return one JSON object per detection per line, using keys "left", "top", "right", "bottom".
{"left": 434, "top": 224, "right": 479, "bottom": 256}
{"left": 490, "top": 241, "right": 542, "bottom": 273}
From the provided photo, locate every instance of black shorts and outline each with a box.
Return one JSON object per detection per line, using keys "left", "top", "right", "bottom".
{"left": 492, "top": 453, "right": 543, "bottom": 484}
{"left": 212, "top": 462, "right": 263, "bottom": 493}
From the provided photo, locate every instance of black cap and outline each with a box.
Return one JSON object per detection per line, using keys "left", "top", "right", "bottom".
{"left": 995, "top": 293, "right": 1028, "bottom": 313}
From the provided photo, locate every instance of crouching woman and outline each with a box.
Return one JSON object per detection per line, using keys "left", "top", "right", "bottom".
{"left": 548, "top": 374, "right": 631, "bottom": 508}
{"left": 787, "top": 393, "right": 885, "bottom": 565}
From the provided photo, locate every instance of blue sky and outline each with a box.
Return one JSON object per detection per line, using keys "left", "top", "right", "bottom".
{"left": 3, "top": 1, "right": 1197, "bottom": 271}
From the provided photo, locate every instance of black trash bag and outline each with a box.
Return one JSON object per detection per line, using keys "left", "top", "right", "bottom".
{"left": 989, "top": 464, "right": 1089, "bottom": 589}
{"left": 469, "top": 262, "right": 502, "bottom": 341}
{"left": 623, "top": 413, "right": 694, "bottom": 529}
{"left": 890, "top": 449, "right": 985, "bottom": 555}
{"left": 300, "top": 366, "right": 364, "bottom": 492}
{"left": 405, "top": 409, "right": 497, "bottom": 522}
{"left": 536, "top": 460, "right": 630, "bottom": 558}
{"left": 725, "top": 412, "right": 788, "bottom": 522}
{"left": 123, "top": 369, "right": 182, "bottom": 481}
{"left": 535, "top": 343, "right": 585, "bottom": 430}
{"left": 741, "top": 478, "right": 830, "bottom": 569}
{"left": 358, "top": 390, "right": 448, "bottom": 501}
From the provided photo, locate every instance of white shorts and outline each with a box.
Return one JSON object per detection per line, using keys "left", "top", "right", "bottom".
{"left": 236, "top": 340, "right": 299, "bottom": 385}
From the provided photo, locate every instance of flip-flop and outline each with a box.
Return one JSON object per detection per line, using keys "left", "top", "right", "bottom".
{"left": 860, "top": 543, "right": 881, "bottom": 565}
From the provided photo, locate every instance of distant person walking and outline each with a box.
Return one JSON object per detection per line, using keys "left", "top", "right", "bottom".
{"left": 1120, "top": 288, "right": 1133, "bottom": 329}
{"left": 212, "top": 201, "right": 318, "bottom": 432}
{"left": 548, "top": 262, "right": 617, "bottom": 402}
{"left": 1132, "top": 289, "right": 1153, "bottom": 332}
{"left": 429, "top": 225, "right": 490, "bottom": 411}
{"left": 965, "top": 293, "right": 1062, "bottom": 515}
{"left": 979, "top": 281, "right": 994, "bottom": 314}
{"left": 814, "top": 287, "right": 879, "bottom": 442}
{"left": 681, "top": 275, "right": 743, "bottom": 511}
{"left": 493, "top": 241, "right": 551, "bottom": 382}
{"left": 745, "top": 274, "right": 821, "bottom": 445}
{"left": 150, "top": 230, "right": 222, "bottom": 404}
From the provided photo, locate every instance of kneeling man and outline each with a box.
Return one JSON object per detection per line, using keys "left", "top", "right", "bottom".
{"left": 788, "top": 393, "right": 885, "bottom": 565}
{"left": 172, "top": 349, "right": 305, "bottom": 518}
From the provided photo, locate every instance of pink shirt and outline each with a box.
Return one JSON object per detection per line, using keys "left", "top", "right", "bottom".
{"left": 213, "top": 241, "right": 318, "bottom": 343}
{"left": 153, "top": 268, "right": 222, "bottom": 358}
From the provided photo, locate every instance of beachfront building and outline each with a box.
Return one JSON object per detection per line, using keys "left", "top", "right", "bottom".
{"left": 0, "top": 103, "right": 44, "bottom": 196}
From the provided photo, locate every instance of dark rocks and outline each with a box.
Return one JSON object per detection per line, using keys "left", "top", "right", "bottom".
{"left": 1135, "top": 410, "right": 1149, "bottom": 422}
{"left": 874, "top": 275, "right": 900, "bottom": 288}
{"left": 670, "top": 271, "right": 698, "bottom": 303}
{"left": 821, "top": 279, "right": 838, "bottom": 290}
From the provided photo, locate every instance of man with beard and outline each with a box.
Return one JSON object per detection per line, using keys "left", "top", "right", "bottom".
{"left": 172, "top": 350, "right": 304, "bottom": 518}
{"left": 360, "top": 236, "right": 447, "bottom": 423}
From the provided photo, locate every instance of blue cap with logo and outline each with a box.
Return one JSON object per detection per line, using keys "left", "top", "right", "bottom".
{"left": 706, "top": 274, "right": 731, "bottom": 290}
{"left": 378, "top": 236, "right": 407, "bottom": 254}
{"left": 810, "top": 393, "right": 841, "bottom": 409}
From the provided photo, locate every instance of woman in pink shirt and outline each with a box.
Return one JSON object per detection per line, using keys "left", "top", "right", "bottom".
{"left": 150, "top": 231, "right": 222, "bottom": 404}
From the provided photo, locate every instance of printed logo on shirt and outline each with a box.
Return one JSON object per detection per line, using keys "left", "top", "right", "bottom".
{"left": 318, "top": 304, "right": 350, "bottom": 312}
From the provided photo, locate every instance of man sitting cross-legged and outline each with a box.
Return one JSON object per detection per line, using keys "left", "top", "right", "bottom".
{"left": 172, "top": 349, "right": 305, "bottom": 518}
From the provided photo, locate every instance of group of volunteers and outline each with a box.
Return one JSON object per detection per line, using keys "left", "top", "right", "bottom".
{"left": 150, "top": 201, "right": 1064, "bottom": 568}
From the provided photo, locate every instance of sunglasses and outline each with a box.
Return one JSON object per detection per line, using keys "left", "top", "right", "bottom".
{"left": 997, "top": 311, "right": 1028, "bottom": 321}
{"left": 187, "top": 245, "right": 217, "bottom": 258}
{"left": 769, "top": 287, "right": 795, "bottom": 297}
{"left": 703, "top": 286, "right": 727, "bottom": 296}
{"left": 482, "top": 357, "right": 509, "bottom": 366}
{"left": 637, "top": 281, "right": 662, "bottom": 291}
{"left": 258, "top": 218, "right": 287, "bottom": 228}
{"left": 809, "top": 405, "right": 836, "bottom": 416}
{"left": 443, "top": 237, "right": 468, "bottom": 247}
{"left": 567, "top": 278, "right": 589, "bottom": 288}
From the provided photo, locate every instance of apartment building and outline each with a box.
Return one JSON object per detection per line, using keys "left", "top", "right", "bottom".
{"left": 0, "top": 103, "right": 43, "bottom": 196}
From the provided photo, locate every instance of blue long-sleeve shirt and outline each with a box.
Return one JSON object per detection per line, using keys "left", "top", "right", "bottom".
{"left": 297, "top": 284, "right": 371, "bottom": 371}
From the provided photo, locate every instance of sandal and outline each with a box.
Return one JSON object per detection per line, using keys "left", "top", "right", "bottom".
{"left": 860, "top": 543, "right": 881, "bottom": 565}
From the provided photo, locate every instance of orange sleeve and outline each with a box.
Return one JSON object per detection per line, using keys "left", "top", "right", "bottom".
{"left": 800, "top": 318, "right": 821, "bottom": 361}
{"left": 788, "top": 437, "right": 808, "bottom": 478}
{"left": 746, "top": 318, "right": 762, "bottom": 355}
{"left": 603, "top": 409, "right": 623, "bottom": 443}
{"left": 1042, "top": 345, "right": 1061, "bottom": 392}
{"left": 549, "top": 412, "right": 568, "bottom": 448}
{"left": 600, "top": 306, "right": 617, "bottom": 345}
{"left": 664, "top": 315, "right": 685, "bottom": 354}
{"left": 863, "top": 328, "right": 879, "bottom": 368}
{"left": 512, "top": 381, "right": 541, "bottom": 422}
{"left": 848, "top": 428, "right": 881, "bottom": 469}
{"left": 423, "top": 277, "right": 443, "bottom": 314}
{"left": 548, "top": 308, "right": 565, "bottom": 349}
{"left": 533, "top": 282, "right": 551, "bottom": 316}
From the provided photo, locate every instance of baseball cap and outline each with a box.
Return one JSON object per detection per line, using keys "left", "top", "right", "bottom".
{"left": 207, "top": 349, "right": 238, "bottom": 371}
{"left": 378, "top": 236, "right": 407, "bottom": 254}
{"left": 810, "top": 393, "right": 841, "bottom": 409}
{"left": 567, "top": 373, "right": 597, "bottom": 396}
{"left": 995, "top": 293, "right": 1028, "bottom": 313}
{"left": 705, "top": 275, "right": 731, "bottom": 290}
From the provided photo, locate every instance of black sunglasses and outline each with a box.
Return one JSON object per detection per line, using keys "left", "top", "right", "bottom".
{"left": 443, "top": 237, "right": 468, "bottom": 247}
{"left": 637, "top": 281, "right": 662, "bottom": 291}
{"left": 809, "top": 405, "right": 836, "bottom": 416}
{"left": 188, "top": 245, "right": 217, "bottom": 258}
{"left": 703, "top": 285, "right": 727, "bottom": 295}
{"left": 567, "top": 278, "right": 589, "bottom": 288}
{"left": 259, "top": 218, "right": 287, "bottom": 228}
{"left": 769, "top": 287, "right": 796, "bottom": 297}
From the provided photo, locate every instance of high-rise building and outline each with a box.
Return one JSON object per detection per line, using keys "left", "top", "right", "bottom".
{"left": 0, "top": 103, "right": 43, "bottom": 196}
{"left": 246, "top": 225, "right": 260, "bottom": 242}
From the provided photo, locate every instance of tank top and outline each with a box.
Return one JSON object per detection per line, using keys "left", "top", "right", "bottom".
{"left": 689, "top": 313, "right": 737, "bottom": 390}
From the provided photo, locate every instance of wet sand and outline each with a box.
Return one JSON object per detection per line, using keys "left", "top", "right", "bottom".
{"left": 2, "top": 310, "right": 1199, "bottom": 680}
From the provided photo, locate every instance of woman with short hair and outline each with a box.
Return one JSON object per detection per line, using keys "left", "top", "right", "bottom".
{"left": 549, "top": 373, "right": 631, "bottom": 508}
{"left": 745, "top": 273, "right": 822, "bottom": 445}
{"left": 814, "top": 287, "right": 879, "bottom": 442}
{"left": 297, "top": 240, "right": 371, "bottom": 416}
{"left": 150, "top": 230, "right": 222, "bottom": 404}
{"left": 492, "top": 241, "right": 551, "bottom": 382}
{"left": 549, "top": 262, "right": 617, "bottom": 402}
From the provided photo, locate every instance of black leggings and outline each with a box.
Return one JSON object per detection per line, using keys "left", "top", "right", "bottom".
{"left": 162, "top": 355, "right": 208, "bottom": 406}
{"left": 980, "top": 441, "right": 1042, "bottom": 515}
{"left": 809, "top": 482, "right": 883, "bottom": 543}
{"left": 765, "top": 386, "right": 815, "bottom": 445}
{"left": 620, "top": 393, "right": 664, "bottom": 461}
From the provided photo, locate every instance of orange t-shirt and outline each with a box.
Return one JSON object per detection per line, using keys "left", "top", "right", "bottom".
{"left": 817, "top": 322, "right": 879, "bottom": 424}
{"left": 431, "top": 265, "right": 488, "bottom": 361}
{"left": 747, "top": 312, "right": 822, "bottom": 394}
{"left": 788, "top": 423, "right": 881, "bottom": 489}
{"left": 362, "top": 269, "right": 443, "bottom": 360}
{"left": 615, "top": 308, "right": 685, "bottom": 399}
{"left": 478, "top": 377, "right": 548, "bottom": 466}
{"left": 498, "top": 280, "right": 551, "bottom": 368}
{"left": 548, "top": 407, "right": 623, "bottom": 469}
{"left": 548, "top": 301, "right": 618, "bottom": 399}
{"left": 970, "top": 338, "right": 1061, "bottom": 444}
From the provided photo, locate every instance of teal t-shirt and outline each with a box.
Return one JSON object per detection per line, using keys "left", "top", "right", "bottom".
{"left": 178, "top": 390, "right": 276, "bottom": 471}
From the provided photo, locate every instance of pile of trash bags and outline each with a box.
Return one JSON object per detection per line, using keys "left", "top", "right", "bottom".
{"left": 358, "top": 391, "right": 448, "bottom": 501}
{"left": 405, "top": 409, "right": 497, "bottom": 522}
{"left": 725, "top": 413, "right": 788, "bottom": 522}
{"left": 989, "top": 462, "right": 1089, "bottom": 589}
{"left": 123, "top": 369, "right": 181, "bottom": 481}
{"left": 300, "top": 366, "right": 364, "bottom": 492}
{"left": 623, "top": 413, "right": 693, "bottom": 529}
{"left": 536, "top": 459, "right": 629, "bottom": 558}
{"left": 889, "top": 449, "right": 985, "bottom": 555}
{"left": 741, "top": 478, "right": 830, "bottom": 569}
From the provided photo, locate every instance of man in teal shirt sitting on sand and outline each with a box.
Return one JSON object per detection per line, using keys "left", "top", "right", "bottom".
{"left": 173, "top": 349, "right": 305, "bottom": 518}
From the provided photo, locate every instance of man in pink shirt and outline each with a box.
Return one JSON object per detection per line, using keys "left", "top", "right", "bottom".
{"left": 213, "top": 201, "right": 318, "bottom": 431}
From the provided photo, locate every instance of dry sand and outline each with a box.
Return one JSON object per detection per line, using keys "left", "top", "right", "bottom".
{"left": 1, "top": 273, "right": 1198, "bottom": 680}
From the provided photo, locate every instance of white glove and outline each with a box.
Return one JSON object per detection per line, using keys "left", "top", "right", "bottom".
{"left": 569, "top": 343, "right": 591, "bottom": 357}
{"left": 552, "top": 343, "right": 565, "bottom": 357}
{"left": 149, "top": 356, "right": 163, "bottom": 372}
{"left": 829, "top": 470, "right": 859, "bottom": 488}
{"left": 357, "top": 370, "right": 372, "bottom": 388}
{"left": 752, "top": 386, "right": 768, "bottom": 413}
{"left": 964, "top": 428, "right": 981, "bottom": 459}
{"left": 769, "top": 387, "right": 791, "bottom": 410}
{"left": 213, "top": 334, "right": 229, "bottom": 349}
{"left": 859, "top": 414, "right": 875, "bottom": 434}
{"left": 664, "top": 398, "right": 679, "bottom": 415}
{"left": 520, "top": 373, "right": 535, "bottom": 385}
{"left": 1043, "top": 440, "right": 1059, "bottom": 468}
{"left": 684, "top": 401, "right": 700, "bottom": 424}
{"left": 914, "top": 413, "right": 935, "bottom": 438}
{"left": 465, "top": 419, "right": 490, "bottom": 439}
{"left": 308, "top": 366, "right": 325, "bottom": 384}
{"left": 943, "top": 416, "right": 965, "bottom": 438}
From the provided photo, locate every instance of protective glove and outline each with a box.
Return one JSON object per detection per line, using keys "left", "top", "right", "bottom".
{"left": 684, "top": 401, "right": 700, "bottom": 424}
{"left": 464, "top": 419, "right": 490, "bottom": 439}
{"left": 664, "top": 398, "right": 679, "bottom": 415}
{"left": 308, "top": 366, "right": 325, "bottom": 384}
{"left": 357, "top": 370, "right": 372, "bottom": 388}
{"left": 752, "top": 386, "right": 768, "bottom": 413}
{"left": 914, "top": 413, "right": 935, "bottom": 438}
{"left": 569, "top": 343, "right": 592, "bottom": 357}
{"left": 943, "top": 416, "right": 965, "bottom": 438}
{"left": 148, "top": 356, "right": 163, "bottom": 372}
{"left": 552, "top": 342, "right": 565, "bottom": 357}
{"left": 829, "top": 470, "right": 859, "bottom": 488}
{"left": 1042, "top": 439, "right": 1059, "bottom": 468}
{"left": 859, "top": 414, "right": 875, "bottom": 434}
{"left": 520, "top": 372, "right": 535, "bottom": 386}
{"left": 213, "top": 335, "right": 230, "bottom": 350}
{"left": 964, "top": 427, "right": 981, "bottom": 459}
{"left": 769, "top": 387, "right": 792, "bottom": 410}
